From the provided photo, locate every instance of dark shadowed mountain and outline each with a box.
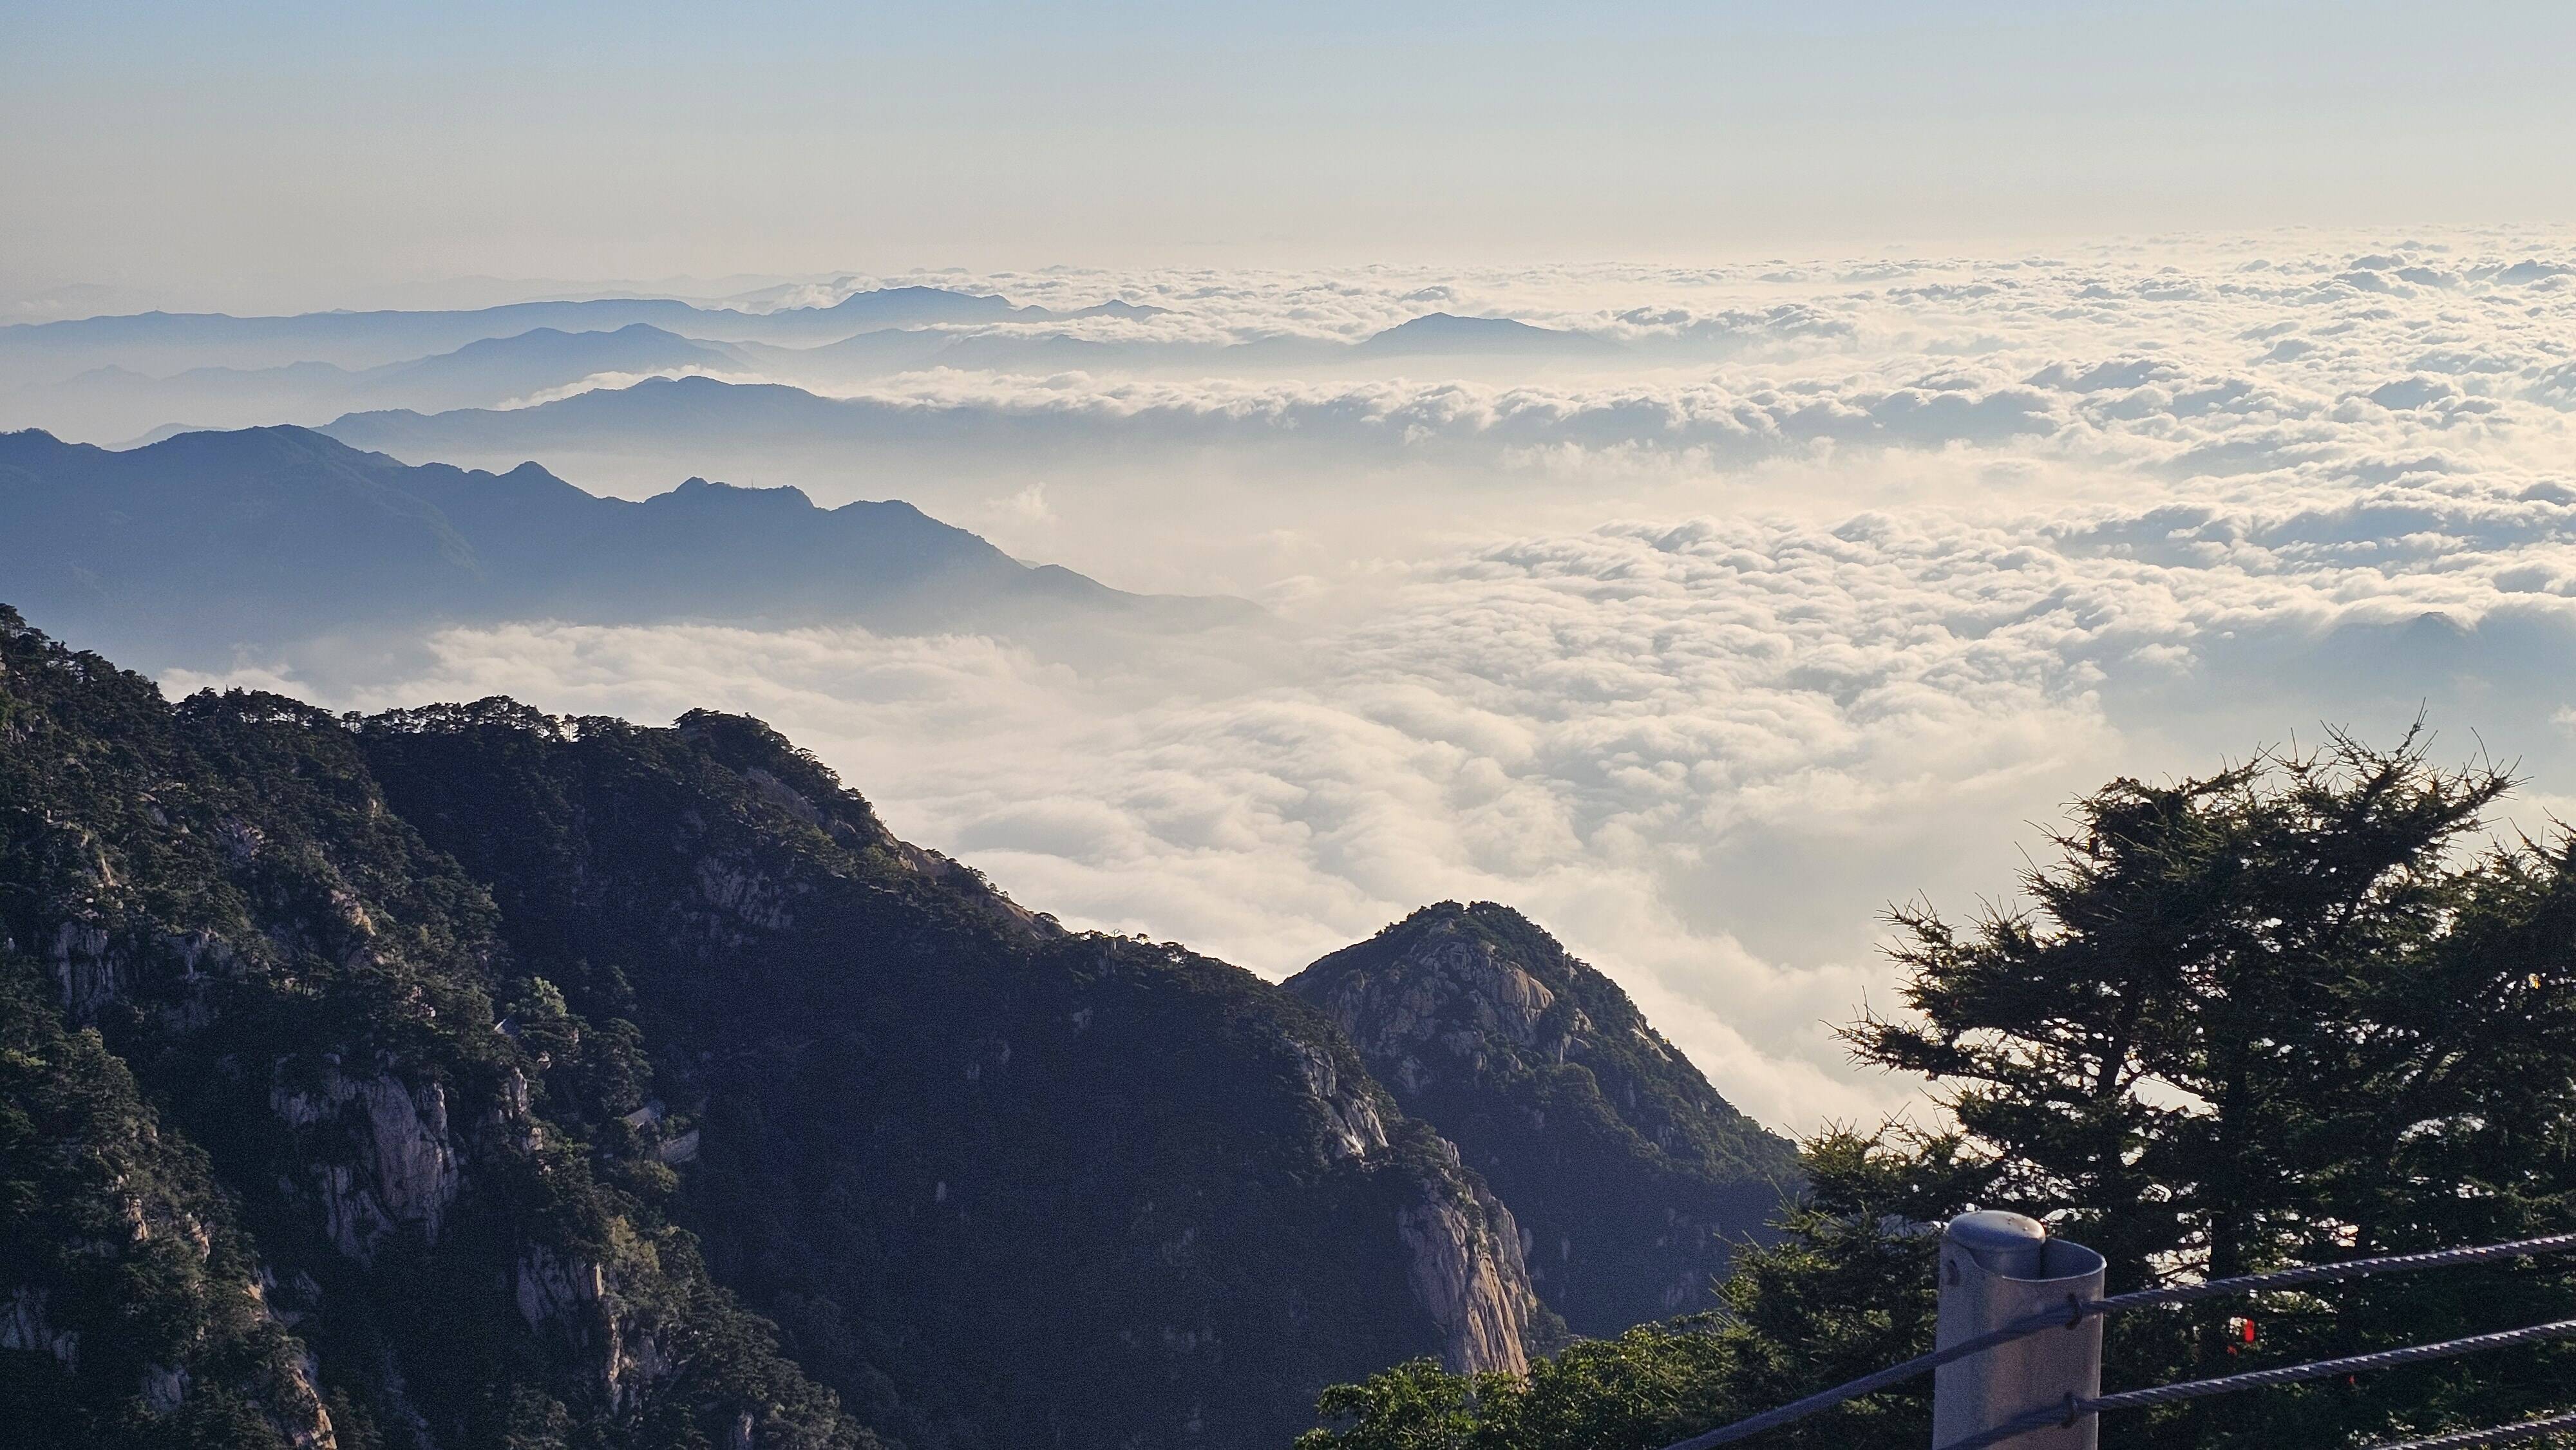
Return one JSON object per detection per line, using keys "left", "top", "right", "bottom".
{"left": 1353, "top": 313, "right": 1626, "bottom": 357}
{"left": 0, "top": 612, "right": 1550, "bottom": 1449}
{"left": 1287, "top": 903, "right": 1798, "bottom": 1335}
{"left": 0, "top": 614, "right": 867, "bottom": 1450}
{"left": 0, "top": 425, "right": 1251, "bottom": 670}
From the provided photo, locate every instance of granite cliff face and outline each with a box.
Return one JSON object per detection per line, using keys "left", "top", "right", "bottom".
{"left": 1289, "top": 903, "right": 1799, "bottom": 1336}
{"left": 1394, "top": 1137, "right": 1545, "bottom": 1376}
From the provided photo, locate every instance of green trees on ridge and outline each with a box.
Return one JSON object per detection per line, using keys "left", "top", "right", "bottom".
{"left": 1302, "top": 734, "right": 2576, "bottom": 1450}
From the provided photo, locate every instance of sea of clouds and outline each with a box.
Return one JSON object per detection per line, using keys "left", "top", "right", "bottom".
{"left": 171, "top": 231, "right": 2576, "bottom": 1133}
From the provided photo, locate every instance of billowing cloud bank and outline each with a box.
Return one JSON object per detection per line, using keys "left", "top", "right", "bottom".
{"left": 176, "top": 232, "right": 2576, "bottom": 1132}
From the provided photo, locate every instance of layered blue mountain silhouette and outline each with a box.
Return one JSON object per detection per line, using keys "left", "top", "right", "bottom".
{"left": 3, "top": 287, "right": 1643, "bottom": 446}
{"left": 29, "top": 324, "right": 743, "bottom": 440}
{"left": 0, "top": 425, "right": 1251, "bottom": 668}
{"left": 0, "top": 285, "right": 1054, "bottom": 376}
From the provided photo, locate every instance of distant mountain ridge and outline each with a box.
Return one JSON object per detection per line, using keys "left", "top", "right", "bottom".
{"left": 0, "top": 424, "right": 1252, "bottom": 670}
{"left": 1, "top": 292, "right": 1653, "bottom": 442}
{"left": 314, "top": 367, "right": 1648, "bottom": 487}
{"left": 23, "top": 324, "right": 743, "bottom": 440}
{"left": 0, "top": 286, "right": 1057, "bottom": 377}
{"left": 716, "top": 310, "right": 1614, "bottom": 382}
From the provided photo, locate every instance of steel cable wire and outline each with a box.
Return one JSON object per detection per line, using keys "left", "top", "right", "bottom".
{"left": 1933, "top": 1318, "right": 2576, "bottom": 1450}
{"left": 2362, "top": 1409, "right": 2576, "bottom": 1449}
{"left": 1660, "top": 1230, "right": 2576, "bottom": 1450}
{"left": 2093, "top": 1233, "right": 2576, "bottom": 1315}
{"left": 1659, "top": 1301, "right": 2088, "bottom": 1450}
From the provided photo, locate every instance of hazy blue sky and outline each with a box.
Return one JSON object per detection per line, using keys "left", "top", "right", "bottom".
{"left": 6, "top": 1, "right": 2575, "bottom": 305}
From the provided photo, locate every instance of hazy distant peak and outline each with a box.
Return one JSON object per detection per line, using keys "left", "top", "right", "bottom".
{"left": 63, "top": 362, "right": 153, "bottom": 383}
{"left": 1356, "top": 312, "right": 1622, "bottom": 356}
{"left": 1070, "top": 299, "right": 1171, "bottom": 319}
{"left": 444, "top": 320, "right": 679, "bottom": 350}
{"left": 382, "top": 322, "right": 735, "bottom": 375}
{"left": 818, "top": 285, "right": 1039, "bottom": 320}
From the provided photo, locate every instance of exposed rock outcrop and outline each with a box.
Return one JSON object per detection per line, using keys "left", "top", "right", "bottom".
{"left": 1, "top": 1286, "right": 79, "bottom": 1369}
{"left": 272, "top": 1059, "right": 463, "bottom": 1263}
{"left": 1289, "top": 1035, "right": 1393, "bottom": 1162}
{"left": 0, "top": 927, "right": 345, "bottom": 1450}
{"left": 516, "top": 1241, "right": 607, "bottom": 1331}
{"left": 1396, "top": 1138, "right": 1544, "bottom": 1375}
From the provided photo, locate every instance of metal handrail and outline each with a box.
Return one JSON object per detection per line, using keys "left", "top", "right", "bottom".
{"left": 1936, "top": 1318, "right": 2576, "bottom": 1450}
{"left": 1662, "top": 1230, "right": 2576, "bottom": 1450}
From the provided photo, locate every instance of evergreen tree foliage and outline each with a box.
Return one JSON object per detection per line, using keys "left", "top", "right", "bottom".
{"left": 0, "top": 954, "right": 320, "bottom": 1450}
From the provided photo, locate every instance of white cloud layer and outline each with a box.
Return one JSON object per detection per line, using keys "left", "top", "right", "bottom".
{"left": 163, "top": 232, "right": 2576, "bottom": 1135}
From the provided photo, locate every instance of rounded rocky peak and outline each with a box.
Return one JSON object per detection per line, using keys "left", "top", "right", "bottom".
{"left": 1383, "top": 899, "right": 1544, "bottom": 945}
{"left": 1375, "top": 901, "right": 1586, "bottom": 988}
{"left": 660, "top": 475, "right": 816, "bottom": 509}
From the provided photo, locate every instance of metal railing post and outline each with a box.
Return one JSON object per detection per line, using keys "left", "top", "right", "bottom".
{"left": 1933, "top": 1211, "right": 2107, "bottom": 1449}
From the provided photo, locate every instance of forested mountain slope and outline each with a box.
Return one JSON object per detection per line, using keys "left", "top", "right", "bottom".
{"left": 0, "top": 608, "right": 862, "bottom": 1450}
{"left": 348, "top": 699, "right": 1547, "bottom": 1450}
{"left": 0, "top": 609, "right": 1539, "bottom": 1450}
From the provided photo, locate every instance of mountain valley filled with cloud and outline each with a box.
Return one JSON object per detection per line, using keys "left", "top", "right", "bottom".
{"left": 26, "top": 6, "right": 2576, "bottom": 1444}
{"left": 15, "top": 231, "right": 2573, "bottom": 1129}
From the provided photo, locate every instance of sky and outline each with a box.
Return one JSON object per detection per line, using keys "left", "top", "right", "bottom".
{"left": 7, "top": 1, "right": 2576, "bottom": 312}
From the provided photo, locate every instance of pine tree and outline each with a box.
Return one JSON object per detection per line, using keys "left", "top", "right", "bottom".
{"left": 1852, "top": 731, "right": 2576, "bottom": 1446}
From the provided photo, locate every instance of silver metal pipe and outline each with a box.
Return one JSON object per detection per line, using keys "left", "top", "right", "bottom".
{"left": 1931, "top": 1212, "right": 2106, "bottom": 1450}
